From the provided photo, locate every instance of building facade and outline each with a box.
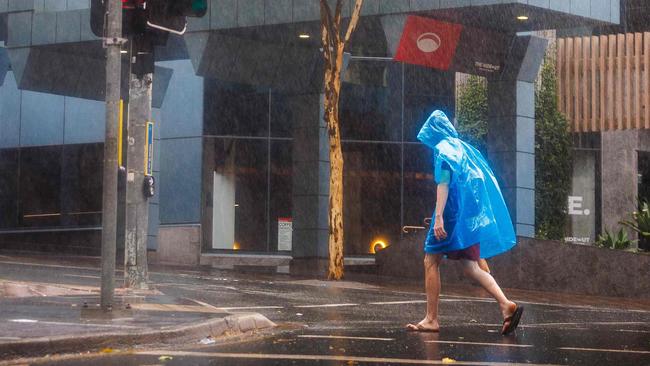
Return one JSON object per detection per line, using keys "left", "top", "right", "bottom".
{"left": 0, "top": 0, "right": 621, "bottom": 270}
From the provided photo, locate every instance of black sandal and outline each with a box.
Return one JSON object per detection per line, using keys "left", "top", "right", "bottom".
{"left": 501, "top": 305, "right": 524, "bottom": 335}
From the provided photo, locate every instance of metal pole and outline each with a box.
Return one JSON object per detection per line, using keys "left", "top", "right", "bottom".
{"left": 124, "top": 48, "right": 153, "bottom": 289}
{"left": 100, "top": 0, "right": 123, "bottom": 311}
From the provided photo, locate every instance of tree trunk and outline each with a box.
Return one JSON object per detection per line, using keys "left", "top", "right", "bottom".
{"left": 325, "top": 45, "right": 345, "bottom": 280}
{"left": 321, "top": 0, "right": 364, "bottom": 280}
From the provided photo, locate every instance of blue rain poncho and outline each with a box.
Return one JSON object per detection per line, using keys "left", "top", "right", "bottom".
{"left": 417, "top": 110, "right": 516, "bottom": 258}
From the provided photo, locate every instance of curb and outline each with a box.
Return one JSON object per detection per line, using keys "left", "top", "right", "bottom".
{"left": 0, "top": 313, "right": 276, "bottom": 360}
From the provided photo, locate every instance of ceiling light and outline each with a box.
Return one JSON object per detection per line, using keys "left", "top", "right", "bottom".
{"left": 120, "top": 50, "right": 128, "bottom": 54}
{"left": 299, "top": 33, "right": 310, "bottom": 39}
{"left": 517, "top": 15, "right": 529, "bottom": 21}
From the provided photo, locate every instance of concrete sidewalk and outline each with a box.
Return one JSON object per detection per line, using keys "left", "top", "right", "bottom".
{"left": 0, "top": 256, "right": 275, "bottom": 360}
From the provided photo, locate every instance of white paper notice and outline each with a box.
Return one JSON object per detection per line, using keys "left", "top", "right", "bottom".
{"left": 278, "top": 218, "right": 292, "bottom": 251}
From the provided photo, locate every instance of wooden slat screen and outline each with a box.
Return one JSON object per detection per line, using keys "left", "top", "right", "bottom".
{"left": 558, "top": 33, "right": 650, "bottom": 132}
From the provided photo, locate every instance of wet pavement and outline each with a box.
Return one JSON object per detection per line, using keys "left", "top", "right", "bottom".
{"left": 1, "top": 254, "right": 650, "bottom": 365}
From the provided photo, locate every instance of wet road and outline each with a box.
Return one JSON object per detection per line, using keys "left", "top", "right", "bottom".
{"left": 1, "top": 256, "right": 650, "bottom": 365}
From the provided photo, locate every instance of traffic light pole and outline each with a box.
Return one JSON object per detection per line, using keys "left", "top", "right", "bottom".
{"left": 100, "top": 0, "right": 124, "bottom": 311}
{"left": 124, "top": 41, "right": 153, "bottom": 290}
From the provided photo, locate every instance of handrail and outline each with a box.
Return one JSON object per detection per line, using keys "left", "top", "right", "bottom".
{"left": 402, "top": 225, "right": 426, "bottom": 234}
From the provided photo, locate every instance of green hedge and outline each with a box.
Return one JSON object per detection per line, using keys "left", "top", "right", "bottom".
{"left": 456, "top": 75, "right": 488, "bottom": 154}
{"left": 535, "top": 58, "right": 573, "bottom": 240}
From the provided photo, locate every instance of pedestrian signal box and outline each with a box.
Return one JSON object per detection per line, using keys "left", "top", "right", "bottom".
{"left": 90, "top": 0, "right": 207, "bottom": 37}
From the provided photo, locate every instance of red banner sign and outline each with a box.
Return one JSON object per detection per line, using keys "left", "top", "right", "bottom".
{"left": 394, "top": 16, "right": 463, "bottom": 71}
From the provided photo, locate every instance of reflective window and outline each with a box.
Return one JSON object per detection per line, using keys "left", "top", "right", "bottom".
{"left": 343, "top": 142, "right": 401, "bottom": 255}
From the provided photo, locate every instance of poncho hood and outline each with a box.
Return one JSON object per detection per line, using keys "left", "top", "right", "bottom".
{"left": 416, "top": 110, "right": 458, "bottom": 149}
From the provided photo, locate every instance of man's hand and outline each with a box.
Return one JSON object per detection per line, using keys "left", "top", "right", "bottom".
{"left": 434, "top": 215, "right": 447, "bottom": 241}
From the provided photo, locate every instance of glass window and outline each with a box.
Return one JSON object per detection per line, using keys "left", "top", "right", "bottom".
{"left": 60, "top": 144, "right": 103, "bottom": 227}
{"left": 204, "top": 80, "right": 269, "bottom": 137}
{"left": 404, "top": 65, "right": 454, "bottom": 142}
{"left": 340, "top": 60, "right": 402, "bottom": 141}
{"left": 343, "top": 142, "right": 401, "bottom": 255}
{"left": 19, "top": 146, "right": 63, "bottom": 227}
{"left": 269, "top": 141, "right": 292, "bottom": 251}
{"left": 210, "top": 138, "right": 268, "bottom": 252}
{"left": 0, "top": 149, "right": 19, "bottom": 228}
{"left": 403, "top": 144, "right": 436, "bottom": 229}
{"left": 270, "top": 92, "right": 292, "bottom": 138}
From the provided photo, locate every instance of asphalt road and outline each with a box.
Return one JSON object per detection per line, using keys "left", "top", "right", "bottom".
{"left": 1, "top": 256, "right": 650, "bottom": 365}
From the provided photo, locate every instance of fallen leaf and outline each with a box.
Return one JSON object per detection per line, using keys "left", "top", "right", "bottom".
{"left": 100, "top": 348, "right": 113, "bottom": 354}
{"left": 442, "top": 357, "right": 457, "bottom": 364}
{"left": 158, "top": 356, "right": 173, "bottom": 361}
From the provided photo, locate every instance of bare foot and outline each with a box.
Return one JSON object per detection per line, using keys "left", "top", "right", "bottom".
{"left": 406, "top": 318, "right": 440, "bottom": 332}
{"left": 500, "top": 301, "right": 517, "bottom": 319}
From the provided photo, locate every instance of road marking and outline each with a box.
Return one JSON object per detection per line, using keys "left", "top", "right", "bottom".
{"left": 425, "top": 340, "right": 533, "bottom": 348}
{"left": 442, "top": 298, "right": 494, "bottom": 303}
{"left": 522, "top": 321, "right": 650, "bottom": 327}
{"left": 10, "top": 319, "right": 38, "bottom": 323}
{"left": 9, "top": 319, "right": 139, "bottom": 329}
{"left": 63, "top": 274, "right": 100, "bottom": 279}
{"left": 368, "top": 300, "right": 427, "bottom": 305}
{"left": 221, "top": 306, "right": 284, "bottom": 311}
{"left": 298, "top": 335, "right": 395, "bottom": 342}
{"left": 185, "top": 297, "right": 225, "bottom": 312}
{"left": 559, "top": 347, "right": 650, "bottom": 355}
{"left": 136, "top": 351, "right": 561, "bottom": 365}
{"left": 131, "top": 303, "right": 283, "bottom": 313}
{"left": 130, "top": 304, "right": 223, "bottom": 313}
{"left": 294, "top": 303, "right": 358, "bottom": 308}
{"left": 617, "top": 329, "right": 650, "bottom": 333}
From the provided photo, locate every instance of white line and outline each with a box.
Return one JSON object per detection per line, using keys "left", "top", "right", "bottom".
{"left": 136, "top": 351, "right": 563, "bottom": 366}
{"left": 426, "top": 340, "right": 533, "bottom": 348}
{"left": 298, "top": 335, "right": 395, "bottom": 342}
{"left": 294, "top": 303, "right": 358, "bottom": 308}
{"left": 64, "top": 274, "right": 100, "bottom": 279}
{"left": 38, "top": 321, "right": 139, "bottom": 329}
{"left": 221, "top": 306, "right": 284, "bottom": 311}
{"left": 185, "top": 298, "right": 225, "bottom": 312}
{"left": 368, "top": 300, "right": 427, "bottom": 305}
{"left": 523, "top": 321, "right": 650, "bottom": 327}
{"left": 559, "top": 347, "right": 650, "bottom": 355}
{"left": 9, "top": 319, "right": 139, "bottom": 329}
{"left": 617, "top": 329, "right": 650, "bottom": 334}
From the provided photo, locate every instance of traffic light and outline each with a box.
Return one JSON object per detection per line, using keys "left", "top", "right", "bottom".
{"left": 146, "top": 0, "right": 208, "bottom": 35}
{"left": 90, "top": 0, "right": 147, "bottom": 37}
{"left": 90, "top": 0, "right": 207, "bottom": 37}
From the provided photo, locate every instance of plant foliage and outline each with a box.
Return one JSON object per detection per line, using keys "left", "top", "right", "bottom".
{"left": 535, "top": 58, "right": 573, "bottom": 240}
{"left": 456, "top": 75, "right": 488, "bottom": 154}
{"left": 620, "top": 199, "right": 650, "bottom": 238}
{"left": 595, "top": 228, "right": 634, "bottom": 250}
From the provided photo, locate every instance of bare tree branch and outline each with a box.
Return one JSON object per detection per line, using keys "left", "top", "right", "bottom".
{"left": 320, "top": 0, "right": 336, "bottom": 68}
{"left": 334, "top": 0, "right": 343, "bottom": 44}
{"left": 344, "top": 0, "right": 364, "bottom": 45}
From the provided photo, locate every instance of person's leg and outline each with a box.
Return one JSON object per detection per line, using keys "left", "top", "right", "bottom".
{"left": 460, "top": 259, "right": 516, "bottom": 319}
{"left": 478, "top": 259, "right": 490, "bottom": 273}
{"left": 407, "top": 254, "right": 442, "bottom": 331}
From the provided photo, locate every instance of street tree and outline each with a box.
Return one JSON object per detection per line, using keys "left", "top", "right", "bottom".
{"left": 320, "top": 0, "right": 364, "bottom": 280}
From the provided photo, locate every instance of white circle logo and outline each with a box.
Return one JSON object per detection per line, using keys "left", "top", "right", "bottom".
{"left": 416, "top": 32, "right": 441, "bottom": 53}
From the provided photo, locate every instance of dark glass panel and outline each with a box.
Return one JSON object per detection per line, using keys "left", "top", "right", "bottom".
{"left": 19, "top": 146, "right": 62, "bottom": 227}
{"left": 343, "top": 142, "right": 401, "bottom": 255}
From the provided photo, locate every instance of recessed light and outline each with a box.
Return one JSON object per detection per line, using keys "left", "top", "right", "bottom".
{"left": 517, "top": 15, "right": 529, "bottom": 21}
{"left": 299, "top": 33, "right": 310, "bottom": 39}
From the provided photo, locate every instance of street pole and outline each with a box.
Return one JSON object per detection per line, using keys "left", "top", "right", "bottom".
{"left": 100, "top": 0, "right": 123, "bottom": 311}
{"left": 124, "top": 42, "right": 153, "bottom": 289}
